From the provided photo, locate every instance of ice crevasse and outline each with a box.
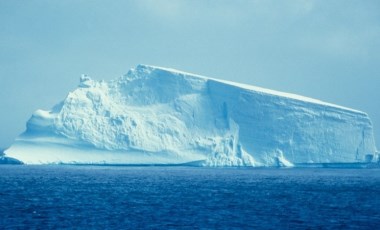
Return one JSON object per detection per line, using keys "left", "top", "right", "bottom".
{"left": 5, "top": 65, "right": 378, "bottom": 166}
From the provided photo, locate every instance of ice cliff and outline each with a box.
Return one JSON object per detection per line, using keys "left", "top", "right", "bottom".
{"left": 5, "top": 65, "right": 378, "bottom": 166}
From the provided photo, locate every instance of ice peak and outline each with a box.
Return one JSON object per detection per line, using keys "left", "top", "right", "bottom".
{"left": 79, "top": 74, "right": 94, "bottom": 88}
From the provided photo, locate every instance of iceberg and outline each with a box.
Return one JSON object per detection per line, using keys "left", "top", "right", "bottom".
{"left": 5, "top": 65, "right": 378, "bottom": 166}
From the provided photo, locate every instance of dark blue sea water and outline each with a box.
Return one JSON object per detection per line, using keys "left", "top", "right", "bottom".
{"left": 1, "top": 166, "right": 379, "bottom": 229}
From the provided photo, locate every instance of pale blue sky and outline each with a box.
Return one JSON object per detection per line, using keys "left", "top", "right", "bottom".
{"left": 0, "top": 0, "right": 379, "bottom": 148}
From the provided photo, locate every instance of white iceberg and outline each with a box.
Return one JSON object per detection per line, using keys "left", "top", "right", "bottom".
{"left": 5, "top": 65, "right": 378, "bottom": 166}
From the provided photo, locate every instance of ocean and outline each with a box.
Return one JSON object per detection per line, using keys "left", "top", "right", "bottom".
{"left": 0, "top": 166, "right": 379, "bottom": 229}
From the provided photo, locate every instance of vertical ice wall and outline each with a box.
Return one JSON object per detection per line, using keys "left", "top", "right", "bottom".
{"left": 207, "top": 80, "right": 377, "bottom": 164}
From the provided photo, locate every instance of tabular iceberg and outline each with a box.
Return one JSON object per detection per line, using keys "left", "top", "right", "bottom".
{"left": 5, "top": 65, "right": 378, "bottom": 166}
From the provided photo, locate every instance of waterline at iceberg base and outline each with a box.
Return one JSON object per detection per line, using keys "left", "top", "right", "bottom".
{"left": 5, "top": 65, "right": 378, "bottom": 166}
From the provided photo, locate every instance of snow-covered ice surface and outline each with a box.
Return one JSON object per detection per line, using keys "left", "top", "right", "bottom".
{"left": 5, "top": 65, "right": 378, "bottom": 166}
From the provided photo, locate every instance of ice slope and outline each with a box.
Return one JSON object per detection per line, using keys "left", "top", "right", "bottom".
{"left": 5, "top": 65, "right": 378, "bottom": 166}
